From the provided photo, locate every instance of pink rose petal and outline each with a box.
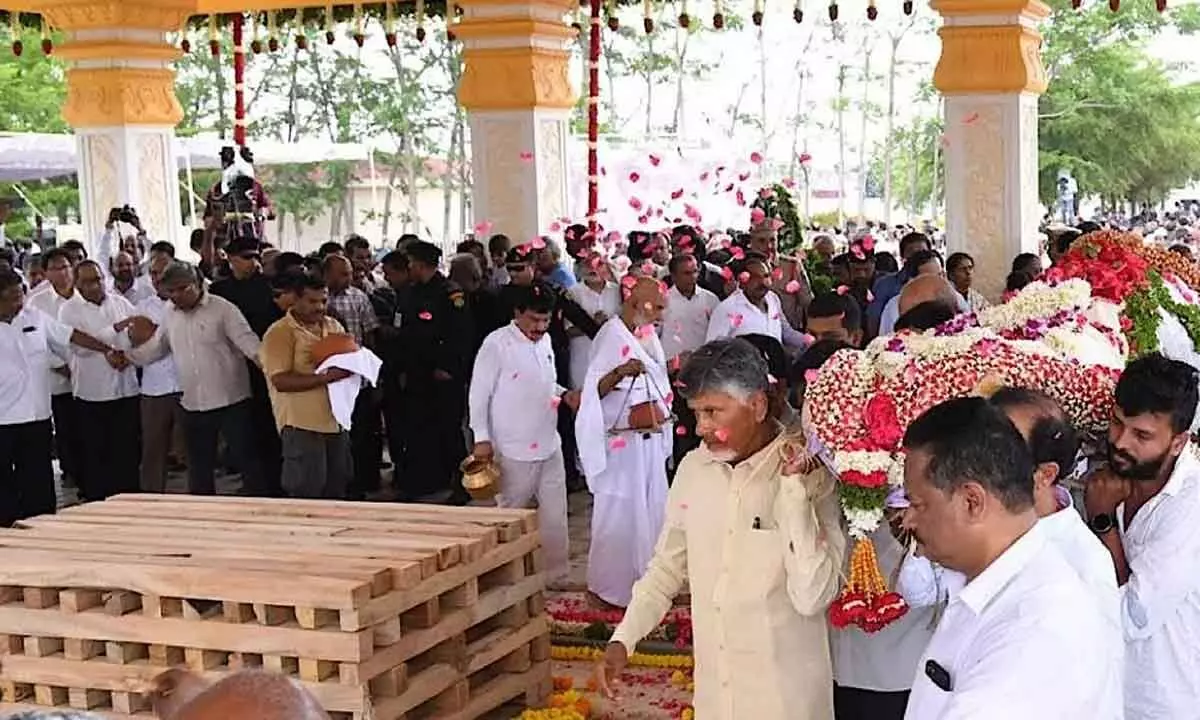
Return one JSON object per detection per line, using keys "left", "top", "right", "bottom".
{"left": 675, "top": 425, "right": 688, "bottom": 436}
{"left": 782, "top": 177, "right": 796, "bottom": 189}
{"left": 861, "top": 235, "right": 876, "bottom": 252}
{"left": 474, "top": 220, "right": 494, "bottom": 235}
{"left": 750, "top": 208, "right": 766, "bottom": 225}
{"left": 714, "top": 428, "right": 730, "bottom": 442}
{"left": 609, "top": 436, "right": 627, "bottom": 450}
{"left": 836, "top": 285, "right": 849, "bottom": 296}
{"left": 749, "top": 151, "right": 763, "bottom": 164}
{"left": 804, "top": 369, "right": 819, "bottom": 383}
{"left": 730, "top": 313, "right": 744, "bottom": 328}
{"left": 649, "top": 153, "right": 662, "bottom": 166}
{"left": 530, "top": 237, "right": 547, "bottom": 250}
{"left": 720, "top": 266, "right": 734, "bottom": 281}
{"left": 963, "top": 111, "right": 979, "bottom": 125}
{"left": 519, "top": 151, "right": 534, "bottom": 163}
{"left": 798, "top": 152, "right": 812, "bottom": 164}
{"left": 738, "top": 271, "right": 750, "bottom": 284}
{"left": 629, "top": 172, "right": 641, "bottom": 183}
{"left": 549, "top": 395, "right": 562, "bottom": 409}
{"left": 621, "top": 344, "right": 631, "bottom": 357}
{"left": 529, "top": 442, "right": 539, "bottom": 450}
{"left": 418, "top": 311, "right": 433, "bottom": 321}
{"left": 785, "top": 280, "right": 802, "bottom": 294}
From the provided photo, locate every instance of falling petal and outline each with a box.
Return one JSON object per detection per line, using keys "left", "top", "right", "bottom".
{"left": 529, "top": 442, "right": 540, "bottom": 450}
{"left": 620, "top": 275, "right": 638, "bottom": 289}
{"left": 804, "top": 369, "right": 819, "bottom": 383}
{"left": 772, "top": 267, "right": 784, "bottom": 279}
{"left": 549, "top": 395, "right": 562, "bottom": 409}
{"left": 730, "top": 313, "right": 744, "bottom": 328}
{"left": 738, "top": 271, "right": 750, "bottom": 284}
{"left": 675, "top": 425, "right": 688, "bottom": 436}
{"left": 621, "top": 344, "right": 631, "bottom": 357}
{"left": 629, "top": 197, "right": 644, "bottom": 211}
{"left": 785, "top": 280, "right": 802, "bottom": 294}
{"left": 549, "top": 221, "right": 562, "bottom": 233}
{"left": 836, "top": 285, "right": 849, "bottom": 296}
{"left": 671, "top": 188, "right": 685, "bottom": 199}
{"left": 737, "top": 172, "right": 751, "bottom": 182}
{"left": 750, "top": 151, "right": 764, "bottom": 164}
{"left": 720, "top": 266, "right": 734, "bottom": 281}
{"left": 519, "top": 151, "right": 534, "bottom": 163}
{"left": 610, "top": 436, "right": 628, "bottom": 450}
{"left": 731, "top": 247, "right": 746, "bottom": 261}
{"left": 782, "top": 177, "right": 796, "bottom": 189}
{"left": 629, "top": 171, "right": 641, "bottom": 183}
{"left": 418, "top": 311, "right": 433, "bottom": 320}
{"left": 530, "top": 237, "right": 547, "bottom": 250}
{"left": 474, "top": 220, "right": 494, "bottom": 235}
{"left": 649, "top": 153, "right": 662, "bottom": 166}
{"left": 767, "top": 373, "right": 778, "bottom": 385}
{"left": 861, "top": 235, "right": 876, "bottom": 252}
{"left": 963, "top": 111, "right": 979, "bottom": 125}
{"left": 798, "top": 152, "right": 812, "bottom": 164}
{"left": 750, "top": 208, "right": 766, "bottom": 225}
{"left": 714, "top": 428, "right": 730, "bottom": 442}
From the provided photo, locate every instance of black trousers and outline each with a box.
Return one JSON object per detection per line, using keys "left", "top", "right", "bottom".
{"left": 382, "top": 374, "right": 406, "bottom": 487}
{"left": 183, "top": 400, "right": 264, "bottom": 496}
{"left": 51, "top": 392, "right": 82, "bottom": 488}
{"left": 400, "top": 378, "right": 466, "bottom": 500}
{"left": 0, "top": 419, "right": 56, "bottom": 526}
{"left": 834, "top": 685, "right": 910, "bottom": 720}
{"left": 76, "top": 397, "right": 141, "bottom": 501}
{"left": 247, "top": 366, "right": 283, "bottom": 497}
{"left": 671, "top": 392, "right": 701, "bottom": 474}
{"left": 348, "top": 388, "right": 383, "bottom": 499}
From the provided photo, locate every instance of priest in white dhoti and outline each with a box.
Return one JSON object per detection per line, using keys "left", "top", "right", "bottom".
{"left": 595, "top": 338, "right": 845, "bottom": 719}
{"left": 576, "top": 276, "right": 673, "bottom": 607}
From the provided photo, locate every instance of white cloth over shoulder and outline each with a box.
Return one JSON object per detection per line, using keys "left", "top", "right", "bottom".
{"left": 316, "top": 348, "right": 382, "bottom": 431}
{"left": 576, "top": 317, "right": 673, "bottom": 606}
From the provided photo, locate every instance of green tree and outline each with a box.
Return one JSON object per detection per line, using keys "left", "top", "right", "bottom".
{"left": 0, "top": 29, "right": 67, "bottom": 133}
{"left": 1038, "top": 0, "right": 1200, "bottom": 205}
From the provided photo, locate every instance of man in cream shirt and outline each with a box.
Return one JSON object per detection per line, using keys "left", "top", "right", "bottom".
{"left": 595, "top": 338, "right": 845, "bottom": 719}
{"left": 901, "top": 398, "right": 1120, "bottom": 720}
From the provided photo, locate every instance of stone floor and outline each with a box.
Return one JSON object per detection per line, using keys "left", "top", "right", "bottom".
{"left": 52, "top": 469, "right": 688, "bottom": 719}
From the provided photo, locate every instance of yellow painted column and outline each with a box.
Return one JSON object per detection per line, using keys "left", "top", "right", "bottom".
{"left": 455, "top": 0, "right": 576, "bottom": 243}
{"left": 40, "top": 0, "right": 189, "bottom": 254}
{"left": 933, "top": 0, "right": 1049, "bottom": 299}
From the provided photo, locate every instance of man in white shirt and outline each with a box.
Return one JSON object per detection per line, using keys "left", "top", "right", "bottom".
{"left": 0, "top": 268, "right": 126, "bottom": 525}
{"left": 902, "top": 397, "right": 1120, "bottom": 720}
{"left": 136, "top": 253, "right": 186, "bottom": 492}
{"left": 58, "top": 260, "right": 141, "bottom": 501}
{"left": 1084, "top": 353, "right": 1200, "bottom": 720}
{"left": 469, "top": 284, "right": 580, "bottom": 585}
{"left": 706, "top": 253, "right": 808, "bottom": 351}
{"left": 596, "top": 338, "right": 845, "bottom": 719}
{"left": 575, "top": 276, "right": 673, "bottom": 607}
{"left": 111, "top": 250, "right": 153, "bottom": 306}
{"left": 661, "top": 254, "right": 721, "bottom": 468}
{"left": 26, "top": 247, "right": 84, "bottom": 495}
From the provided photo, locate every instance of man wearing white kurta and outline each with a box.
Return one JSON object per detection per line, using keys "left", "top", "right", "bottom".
{"left": 469, "top": 284, "right": 578, "bottom": 586}
{"left": 661, "top": 255, "right": 720, "bottom": 365}
{"left": 1084, "top": 354, "right": 1200, "bottom": 720}
{"left": 705, "top": 253, "right": 808, "bottom": 351}
{"left": 597, "top": 338, "right": 844, "bottom": 719}
{"left": 901, "top": 398, "right": 1120, "bottom": 720}
{"left": 576, "top": 276, "right": 673, "bottom": 607}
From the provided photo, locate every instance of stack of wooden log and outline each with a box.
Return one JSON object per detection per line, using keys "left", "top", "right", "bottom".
{"left": 0, "top": 494, "right": 550, "bottom": 720}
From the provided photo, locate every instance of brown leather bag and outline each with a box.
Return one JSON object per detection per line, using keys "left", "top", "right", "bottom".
{"left": 627, "top": 400, "right": 667, "bottom": 431}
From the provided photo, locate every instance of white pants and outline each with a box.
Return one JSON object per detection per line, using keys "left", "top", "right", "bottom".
{"left": 497, "top": 449, "right": 569, "bottom": 584}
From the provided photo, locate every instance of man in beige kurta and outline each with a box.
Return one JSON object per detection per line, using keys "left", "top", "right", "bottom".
{"left": 596, "top": 338, "right": 845, "bottom": 719}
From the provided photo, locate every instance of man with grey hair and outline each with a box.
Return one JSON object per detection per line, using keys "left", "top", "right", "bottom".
{"left": 126, "top": 260, "right": 267, "bottom": 496}
{"left": 595, "top": 337, "right": 845, "bottom": 719}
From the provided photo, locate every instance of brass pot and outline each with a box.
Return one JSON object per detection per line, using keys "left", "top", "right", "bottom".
{"left": 460, "top": 456, "right": 500, "bottom": 501}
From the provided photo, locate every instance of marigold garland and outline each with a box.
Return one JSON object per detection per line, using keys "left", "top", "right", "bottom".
{"left": 828, "top": 537, "right": 907, "bottom": 632}
{"left": 550, "top": 645, "right": 695, "bottom": 668}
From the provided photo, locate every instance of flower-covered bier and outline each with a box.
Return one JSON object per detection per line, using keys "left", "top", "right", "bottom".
{"left": 805, "top": 327, "right": 1120, "bottom": 632}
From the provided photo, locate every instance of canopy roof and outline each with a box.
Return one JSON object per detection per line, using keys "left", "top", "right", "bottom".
{"left": 0, "top": 132, "right": 370, "bottom": 183}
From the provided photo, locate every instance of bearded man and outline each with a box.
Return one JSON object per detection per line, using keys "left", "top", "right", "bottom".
{"left": 1085, "top": 352, "right": 1200, "bottom": 720}
{"left": 595, "top": 338, "right": 845, "bottom": 719}
{"left": 576, "top": 276, "right": 673, "bottom": 607}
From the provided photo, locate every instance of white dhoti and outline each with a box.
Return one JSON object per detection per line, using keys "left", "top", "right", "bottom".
{"left": 576, "top": 318, "right": 673, "bottom": 607}
{"left": 495, "top": 449, "right": 569, "bottom": 584}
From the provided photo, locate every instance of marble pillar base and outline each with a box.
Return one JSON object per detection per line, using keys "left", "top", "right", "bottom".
{"left": 942, "top": 93, "right": 1041, "bottom": 301}
{"left": 468, "top": 109, "right": 570, "bottom": 245}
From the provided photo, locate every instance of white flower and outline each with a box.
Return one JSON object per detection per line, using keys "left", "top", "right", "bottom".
{"left": 844, "top": 506, "right": 884, "bottom": 539}
{"left": 887, "top": 454, "right": 905, "bottom": 488}
{"left": 979, "top": 279, "right": 1092, "bottom": 331}
{"left": 834, "top": 450, "right": 894, "bottom": 475}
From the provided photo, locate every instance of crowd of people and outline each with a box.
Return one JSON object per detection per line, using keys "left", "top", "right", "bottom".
{"left": 1, "top": 200, "right": 1199, "bottom": 720}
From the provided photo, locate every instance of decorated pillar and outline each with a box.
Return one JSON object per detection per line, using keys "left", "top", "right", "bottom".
{"left": 44, "top": 1, "right": 187, "bottom": 254}
{"left": 933, "top": 0, "right": 1049, "bottom": 299}
{"left": 455, "top": 0, "right": 576, "bottom": 243}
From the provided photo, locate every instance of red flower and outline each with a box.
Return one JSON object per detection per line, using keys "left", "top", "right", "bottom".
{"left": 841, "top": 470, "right": 888, "bottom": 489}
{"left": 828, "top": 591, "right": 869, "bottom": 628}
{"left": 864, "top": 393, "right": 904, "bottom": 450}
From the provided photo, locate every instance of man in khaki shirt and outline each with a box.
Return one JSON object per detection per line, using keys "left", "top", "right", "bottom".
{"left": 260, "top": 274, "right": 353, "bottom": 499}
{"left": 596, "top": 338, "right": 845, "bottom": 720}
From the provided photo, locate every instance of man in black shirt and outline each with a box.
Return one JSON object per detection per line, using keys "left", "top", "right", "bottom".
{"left": 371, "top": 251, "right": 411, "bottom": 484}
{"left": 398, "top": 241, "right": 474, "bottom": 502}
{"left": 209, "top": 236, "right": 283, "bottom": 497}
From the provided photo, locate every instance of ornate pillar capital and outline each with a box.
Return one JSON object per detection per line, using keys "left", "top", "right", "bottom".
{"left": 932, "top": 0, "right": 1050, "bottom": 96}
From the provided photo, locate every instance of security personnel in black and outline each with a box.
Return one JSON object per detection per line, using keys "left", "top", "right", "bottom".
{"left": 494, "top": 246, "right": 599, "bottom": 491}
{"left": 398, "top": 241, "right": 474, "bottom": 502}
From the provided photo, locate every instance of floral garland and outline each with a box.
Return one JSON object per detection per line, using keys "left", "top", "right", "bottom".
{"left": 806, "top": 322, "right": 1121, "bottom": 632}
{"left": 1050, "top": 231, "right": 1151, "bottom": 302}
{"left": 1124, "top": 270, "right": 1200, "bottom": 357}
{"left": 550, "top": 645, "right": 695, "bottom": 668}
{"left": 547, "top": 599, "right": 693, "bottom": 650}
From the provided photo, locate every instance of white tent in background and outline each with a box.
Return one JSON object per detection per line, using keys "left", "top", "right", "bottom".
{"left": 0, "top": 132, "right": 371, "bottom": 183}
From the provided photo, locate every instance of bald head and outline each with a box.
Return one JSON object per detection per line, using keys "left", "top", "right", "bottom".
{"left": 152, "top": 668, "right": 330, "bottom": 720}
{"left": 621, "top": 275, "right": 666, "bottom": 327}
{"left": 898, "top": 275, "right": 959, "bottom": 317}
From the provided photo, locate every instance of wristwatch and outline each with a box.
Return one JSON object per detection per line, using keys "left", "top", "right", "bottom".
{"left": 1089, "top": 512, "right": 1117, "bottom": 536}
